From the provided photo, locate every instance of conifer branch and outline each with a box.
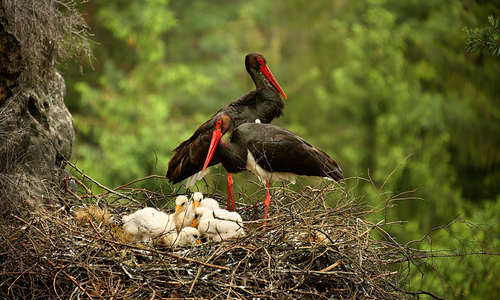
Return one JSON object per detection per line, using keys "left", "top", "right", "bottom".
{"left": 463, "top": 15, "right": 500, "bottom": 56}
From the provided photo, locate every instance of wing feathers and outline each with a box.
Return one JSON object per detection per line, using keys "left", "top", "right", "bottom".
{"left": 238, "top": 123, "right": 343, "bottom": 181}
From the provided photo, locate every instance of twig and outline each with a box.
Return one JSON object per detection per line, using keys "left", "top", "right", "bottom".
{"left": 65, "top": 160, "right": 140, "bottom": 203}
{"left": 397, "top": 288, "right": 446, "bottom": 300}
{"left": 320, "top": 260, "right": 342, "bottom": 272}
{"left": 162, "top": 251, "right": 229, "bottom": 271}
{"left": 189, "top": 245, "right": 224, "bottom": 294}
{"left": 46, "top": 259, "right": 95, "bottom": 300}
{"left": 372, "top": 154, "right": 413, "bottom": 204}
{"left": 87, "top": 216, "right": 119, "bottom": 253}
{"left": 110, "top": 175, "right": 166, "bottom": 192}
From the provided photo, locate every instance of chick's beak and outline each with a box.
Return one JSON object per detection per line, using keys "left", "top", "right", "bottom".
{"left": 175, "top": 205, "right": 182, "bottom": 215}
{"left": 191, "top": 219, "right": 198, "bottom": 228}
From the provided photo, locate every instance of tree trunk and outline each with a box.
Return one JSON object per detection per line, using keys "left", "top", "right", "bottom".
{"left": 0, "top": 11, "right": 75, "bottom": 217}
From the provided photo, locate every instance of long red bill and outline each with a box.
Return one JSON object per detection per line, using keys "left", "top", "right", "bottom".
{"left": 260, "top": 65, "right": 287, "bottom": 99}
{"left": 202, "top": 128, "right": 222, "bottom": 171}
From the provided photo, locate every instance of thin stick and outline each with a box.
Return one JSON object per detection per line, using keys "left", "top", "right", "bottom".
{"left": 46, "top": 259, "right": 95, "bottom": 300}
{"left": 110, "top": 175, "right": 166, "bottom": 192}
{"left": 189, "top": 245, "right": 225, "bottom": 293}
{"left": 66, "top": 160, "right": 139, "bottom": 203}
{"left": 320, "top": 260, "right": 342, "bottom": 272}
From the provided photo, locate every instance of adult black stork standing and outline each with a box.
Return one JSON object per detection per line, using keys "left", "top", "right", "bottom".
{"left": 166, "top": 53, "right": 287, "bottom": 211}
{"left": 202, "top": 112, "right": 344, "bottom": 219}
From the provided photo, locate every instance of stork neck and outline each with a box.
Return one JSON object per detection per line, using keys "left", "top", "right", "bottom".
{"left": 216, "top": 121, "right": 248, "bottom": 174}
{"left": 219, "top": 123, "right": 235, "bottom": 147}
{"left": 253, "top": 75, "right": 279, "bottom": 97}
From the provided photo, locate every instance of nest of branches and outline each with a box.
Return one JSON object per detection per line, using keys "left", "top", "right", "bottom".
{"left": 0, "top": 167, "right": 443, "bottom": 299}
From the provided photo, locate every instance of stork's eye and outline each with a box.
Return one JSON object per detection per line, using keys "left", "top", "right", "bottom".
{"left": 257, "top": 58, "right": 264, "bottom": 64}
{"left": 194, "top": 235, "right": 199, "bottom": 238}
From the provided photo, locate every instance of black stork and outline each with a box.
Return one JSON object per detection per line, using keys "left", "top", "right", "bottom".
{"left": 166, "top": 53, "right": 287, "bottom": 211}
{"left": 202, "top": 112, "right": 344, "bottom": 219}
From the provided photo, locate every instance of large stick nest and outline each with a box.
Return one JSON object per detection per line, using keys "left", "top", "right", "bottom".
{"left": 1, "top": 173, "right": 431, "bottom": 299}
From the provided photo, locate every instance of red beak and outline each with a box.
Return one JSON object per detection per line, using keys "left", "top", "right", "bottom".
{"left": 203, "top": 127, "right": 222, "bottom": 171}
{"left": 260, "top": 64, "right": 287, "bottom": 99}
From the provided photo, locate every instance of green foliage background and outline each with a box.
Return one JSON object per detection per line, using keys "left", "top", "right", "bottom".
{"left": 61, "top": 0, "right": 500, "bottom": 298}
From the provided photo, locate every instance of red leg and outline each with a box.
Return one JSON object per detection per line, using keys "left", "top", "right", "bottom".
{"left": 226, "top": 173, "right": 236, "bottom": 211}
{"left": 263, "top": 180, "right": 271, "bottom": 219}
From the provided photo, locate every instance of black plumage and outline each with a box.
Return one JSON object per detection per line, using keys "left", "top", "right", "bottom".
{"left": 166, "top": 53, "right": 287, "bottom": 185}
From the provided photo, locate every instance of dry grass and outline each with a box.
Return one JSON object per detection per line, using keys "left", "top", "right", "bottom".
{"left": 2, "top": 0, "right": 92, "bottom": 88}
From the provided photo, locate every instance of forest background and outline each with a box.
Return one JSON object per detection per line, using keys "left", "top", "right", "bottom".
{"left": 62, "top": 0, "right": 499, "bottom": 298}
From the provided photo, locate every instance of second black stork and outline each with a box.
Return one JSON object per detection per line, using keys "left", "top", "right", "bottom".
{"left": 166, "top": 53, "right": 287, "bottom": 211}
{"left": 202, "top": 112, "right": 344, "bottom": 219}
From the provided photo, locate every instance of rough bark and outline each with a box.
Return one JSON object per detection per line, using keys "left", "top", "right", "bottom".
{"left": 0, "top": 12, "right": 75, "bottom": 216}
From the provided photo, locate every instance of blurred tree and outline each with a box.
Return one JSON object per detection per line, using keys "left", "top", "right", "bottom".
{"left": 67, "top": 0, "right": 185, "bottom": 188}
{"left": 280, "top": 0, "right": 464, "bottom": 235}
{"left": 385, "top": 0, "right": 500, "bottom": 204}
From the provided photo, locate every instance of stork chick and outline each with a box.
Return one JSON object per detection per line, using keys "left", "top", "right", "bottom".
{"left": 174, "top": 227, "right": 202, "bottom": 247}
{"left": 191, "top": 192, "right": 204, "bottom": 202}
{"left": 173, "top": 195, "right": 196, "bottom": 232}
{"left": 122, "top": 207, "right": 176, "bottom": 244}
{"left": 198, "top": 197, "right": 220, "bottom": 211}
{"left": 192, "top": 205, "right": 228, "bottom": 228}
{"left": 197, "top": 209, "right": 245, "bottom": 242}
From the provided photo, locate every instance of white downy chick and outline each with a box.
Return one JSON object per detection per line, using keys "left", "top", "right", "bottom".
{"left": 174, "top": 227, "right": 202, "bottom": 247}
{"left": 191, "top": 192, "right": 204, "bottom": 202}
{"left": 191, "top": 192, "right": 204, "bottom": 212}
{"left": 223, "top": 211, "right": 243, "bottom": 222}
{"left": 198, "top": 197, "right": 219, "bottom": 211}
{"left": 192, "top": 206, "right": 211, "bottom": 228}
{"left": 173, "top": 195, "right": 196, "bottom": 232}
{"left": 197, "top": 209, "right": 245, "bottom": 242}
{"left": 122, "top": 207, "right": 176, "bottom": 243}
{"left": 192, "top": 205, "right": 227, "bottom": 228}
